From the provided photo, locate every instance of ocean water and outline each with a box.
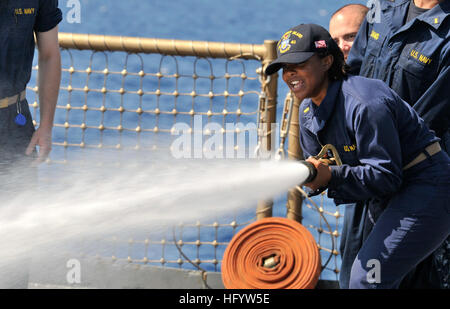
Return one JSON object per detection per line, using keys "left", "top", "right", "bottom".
{"left": 26, "top": 0, "right": 368, "bottom": 284}
{"left": 58, "top": 0, "right": 363, "bottom": 40}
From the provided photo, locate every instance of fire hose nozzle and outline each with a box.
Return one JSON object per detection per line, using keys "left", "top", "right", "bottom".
{"left": 298, "top": 160, "right": 328, "bottom": 197}
{"left": 299, "top": 160, "right": 317, "bottom": 184}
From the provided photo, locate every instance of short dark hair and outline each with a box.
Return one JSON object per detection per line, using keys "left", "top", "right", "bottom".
{"left": 317, "top": 43, "right": 350, "bottom": 81}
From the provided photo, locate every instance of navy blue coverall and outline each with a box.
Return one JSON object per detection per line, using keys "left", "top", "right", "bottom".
{"left": 340, "top": 0, "right": 450, "bottom": 289}
{"left": 300, "top": 75, "right": 450, "bottom": 288}
{"left": 348, "top": 0, "right": 449, "bottom": 149}
{"left": 0, "top": 0, "right": 62, "bottom": 167}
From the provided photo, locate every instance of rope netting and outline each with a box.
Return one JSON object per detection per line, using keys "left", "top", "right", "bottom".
{"left": 29, "top": 53, "right": 263, "bottom": 161}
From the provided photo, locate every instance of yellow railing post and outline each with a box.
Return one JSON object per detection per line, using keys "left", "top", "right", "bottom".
{"left": 256, "top": 40, "right": 278, "bottom": 220}
{"left": 286, "top": 96, "right": 304, "bottom": 223}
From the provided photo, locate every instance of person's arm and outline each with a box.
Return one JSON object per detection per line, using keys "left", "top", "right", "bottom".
{"left": 298, "top": 105, "right": 322, "bottom": 160}
{"left": 25, "top": 26, "right": 61, "bottom": 164}
{"left": 306, "top": 96, "right": 404, "bottom": 201}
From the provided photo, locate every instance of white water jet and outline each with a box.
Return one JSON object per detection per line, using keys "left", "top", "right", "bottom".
{"left": 0, "top": 152, "right": 311, "bottom": 287}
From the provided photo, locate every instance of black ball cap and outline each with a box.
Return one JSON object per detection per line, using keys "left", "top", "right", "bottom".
{"left": 265, "top": 23, "right": 336, "bottom": 75}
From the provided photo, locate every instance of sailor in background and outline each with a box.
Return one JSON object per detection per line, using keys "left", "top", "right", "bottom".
{"left": 349, "top": 0, "right": 449, "bottom": 155}
{"left": 329, "top": 4, "right": 369, "bottom": 62}
{"left": 265, "top": 23, "right": 450, "bottom": 288}
{"left": 347, "top": 0, "right": 450, "bottom": 288}
{"left": 0, "top": 0, "right": 62, "bottom": 170}
{"left": 0, "top": 0, "right": 62, "bottom": 288}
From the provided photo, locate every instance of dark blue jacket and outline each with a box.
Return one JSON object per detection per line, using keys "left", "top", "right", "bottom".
{"left": 299, "top": 75, "right": 439, "bottom": 204}
{"left": 0, "top": 0, "right": 62, "bottom": 98}
{"left": 347, "top": 0, "right": 449, "bottom": 139}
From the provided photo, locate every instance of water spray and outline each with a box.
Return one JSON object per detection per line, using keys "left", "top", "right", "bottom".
{"left": 0, "top": 152, "right": 320, "bottom": 288}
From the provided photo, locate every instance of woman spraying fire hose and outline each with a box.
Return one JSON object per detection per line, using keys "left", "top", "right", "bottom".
{"left": 221, "top": 158, "right": 332, "bottom": 290}
{"left": 223, "top": 24, "right": 450, "bottom": 289}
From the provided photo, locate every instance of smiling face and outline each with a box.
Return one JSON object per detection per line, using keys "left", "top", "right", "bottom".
{"left": 282, "top": 54, "right": 333, "bottom": 105}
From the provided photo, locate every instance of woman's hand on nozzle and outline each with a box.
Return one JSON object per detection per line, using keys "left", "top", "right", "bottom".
{"left": 304, "top": 156, "right": 332, "bottom": 191}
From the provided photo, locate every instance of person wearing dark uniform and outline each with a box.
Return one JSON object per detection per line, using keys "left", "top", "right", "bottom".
{"left": 347, "top": 0, "right": 450, "bottom": 288}
{"left": 349, "top": 0, "right": 449, "bottom": 157}
{"left": 0, "top": 0, "right": 62, "bottom": 170}
{"left": 0, "top": 0, "right": 62, "bottom": 288}
{"left": 265, "top": 23, "right": 450, "bottom": 288}
{"left": 329, "top": 4, "right": 369, "bottom": 62}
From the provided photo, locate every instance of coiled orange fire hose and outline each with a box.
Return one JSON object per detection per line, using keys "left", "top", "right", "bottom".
{"left": 221, "top": 217, "right": 321, "bottom": 289}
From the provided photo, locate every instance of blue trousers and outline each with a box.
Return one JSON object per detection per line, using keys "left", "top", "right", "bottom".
{"left": 347, "top": 151, "right": 450, "bottom": 288}
{"left": 0, "top": 99, "right": 36, "bottom": 166}
{"left": 338, "top": 203, "right": 367, "bottom": 289}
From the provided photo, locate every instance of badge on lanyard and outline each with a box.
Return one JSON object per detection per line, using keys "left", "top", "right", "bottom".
{"left": 15, "top": 96, "right": 26, "bottom": 126}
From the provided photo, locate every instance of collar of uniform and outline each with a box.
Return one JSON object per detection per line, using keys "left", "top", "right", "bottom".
{"left": 314, "top": 79, "right": 342, "bottom": 121}
{"left": 387, "top": 0, "right": 449, "bottom": 38}
{"left": 414, "top": 0, "right": 450, "bottom": 30}
{"left": 382, "top": 0, "right": 411, "bottom": 35}
{"left": 383, "top": 0, "right": 410, "bottom": 9}
{"left": 304, "top": 80, "right": 342, "bottom": 135}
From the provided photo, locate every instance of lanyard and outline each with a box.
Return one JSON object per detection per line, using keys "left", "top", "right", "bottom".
{"left": 14, "top": 95, "right": 26, "bottom": 126}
